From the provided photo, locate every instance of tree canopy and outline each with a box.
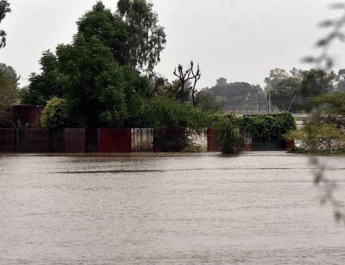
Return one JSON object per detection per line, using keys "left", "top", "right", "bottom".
{"left": 21, "top": 1, "right": 164, "bottom": 128}
{"left": 77, "top": 0, "right": 166, "bottom": 73}
{"left": 0, "top": 0, "right": 10, "bottom": 49}
{"left": 0, "top": 63, "right": 18, "bottom": 123}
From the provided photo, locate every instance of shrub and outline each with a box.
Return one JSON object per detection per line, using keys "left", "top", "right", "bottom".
{"left": 212, "top": 114, "right": 244, "bottom": 154}
{"left": 41, "top": 97, "right": 80, "bottom": 129}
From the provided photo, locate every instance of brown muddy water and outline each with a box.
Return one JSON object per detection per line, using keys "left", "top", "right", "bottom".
{"left": 0, "top": 151, "right": 345, "bottom": 264}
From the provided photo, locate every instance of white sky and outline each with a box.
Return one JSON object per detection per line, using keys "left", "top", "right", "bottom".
{"left": 1, "top": 0, "right": 344, "bottom": 89}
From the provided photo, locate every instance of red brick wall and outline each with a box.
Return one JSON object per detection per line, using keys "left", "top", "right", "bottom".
{"left": 29, "top": 129, "right": 50, "bottom": 152}
{"left": 64, "top": 128, "right": 86, "bottom": 153}
{"left": 98, "top": 128, "right": 131, "bottom": 153}
{"left": 207, "top": 128, "right": 220, "bottom": 152}
{"left": 0, "top": 129, "right": 15, "bottom": 152}
{"left": 12, "top": 105, "right": 42, "bottom": 127}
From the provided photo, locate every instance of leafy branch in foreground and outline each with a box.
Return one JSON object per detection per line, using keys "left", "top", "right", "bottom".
{"left": 0, "top": 0, "right": 11, "bottom": 48}
{"left": 310, "top": 157, "right": 345, "bottom": 225}
{"left": 302, "top": 2, "right": 345, "bottom": 69}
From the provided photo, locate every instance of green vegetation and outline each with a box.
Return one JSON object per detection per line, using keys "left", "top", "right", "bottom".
{"left": 239, "top": 113, "right": 296, "bottom": 140}
{"left": 264, "top": 68, "right": 337, "bottom": 113}
{"left": 40, "top": 97, "right": 80, "bottom": 129}
{"left": 141, "top": 97, "right": 209, "bottom": 132}
{"left": 212, "top": 114, "right": 243, "bottom": 154}
{"left": 286, "top": 92, "right": 345, "bottom": 153}
{"left": 0, "top": 63, "right": 18, "bottom": 124}
{"left": 21, "top": 1, "right": 162, "bottom": 128}
{"left": 211, "top": 112, "right": 296, "bottom": 154}
{"left": 0, "top": 0, "right": 10, "bottom": 49}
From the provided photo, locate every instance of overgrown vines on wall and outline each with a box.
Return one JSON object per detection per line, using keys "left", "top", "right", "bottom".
{"left": 239, "top": 112, "right": 296, "bottom": 140}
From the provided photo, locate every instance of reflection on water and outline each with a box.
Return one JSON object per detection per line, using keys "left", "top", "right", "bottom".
{"left": 0, "top": 152, "right": 344, "bottom": 264}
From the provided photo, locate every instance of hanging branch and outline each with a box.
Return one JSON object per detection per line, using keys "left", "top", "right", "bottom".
{"left": 301, "top": 3, "right": 345, "bottom": 70}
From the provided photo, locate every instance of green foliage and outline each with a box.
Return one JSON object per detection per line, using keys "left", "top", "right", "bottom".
{"left": 141, "top": 97, "right": 209, "bottom": 132}
{"left": 286, "top": 122, "right": 345, "bottom": 151}
{"left": 270, "top": 76, "right": 301, "bottom": 112}
{"left": 77, "top": 0, "right": 166, "bottom": 73}
{"left": 0, "top": 64, "right": 18, "bottom": 123}
{"left": 205, "top": 80, "right": 266, "bottom": 111}
{"left": 77, "top": 2, "right": 128, "bottom": 66}
{"left": 310, "top": 92, "right": 345, "bottom": 116}
{"left": 286, "top": 92, "right": 345, "bottom": 152}
{"left": 240, "top": 112, "right": 296, "bottom": 140}
{"left": 40, "top": 97, "right": 79, "bottom": 129}
{"left": 20, "top": 51, "right": 64, "bottom": 105}
{"left": 300, "top": 69, "right": 337, "bottom": 112}
{"left": 116, "top": 0, "right": 166, "bottom": 72}
{"left": 212, "top": 114, "right": 244, "bottom": 154}
{"left": 22, "top": 1, "right": 161, "bottom": 127}
{"left": 197, "top": 89, "right": 226, "bottom": 114}
{"left": 264, "top": 68, "right": 290, "bottom": 94}
{"left": 0, "top": 0, "right": 11, "bottom": 48}
{"left": 56, "top": 35, "right": 128, "bottom": 128}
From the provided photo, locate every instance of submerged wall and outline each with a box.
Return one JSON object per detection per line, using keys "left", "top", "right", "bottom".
{"left": 0, "top": 127, "right": 294, "bottom": 153}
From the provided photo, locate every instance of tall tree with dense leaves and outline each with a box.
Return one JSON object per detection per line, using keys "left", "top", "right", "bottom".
{"left": 56, "top": 35, "right": 128, "bottom": 128}
{"left": 117, "top": 0, "right": 166, "bottom": 72}
{"left": 0, "top": 0, "right": 10, "bottom": 49}
{"left": 77, "top": 0, "right": 166, "bottom": 73}
{"left": 76, "top": 2, "right": 128, "bottom": 66}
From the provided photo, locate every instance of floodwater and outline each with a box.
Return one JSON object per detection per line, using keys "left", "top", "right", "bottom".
{"left": 0, "top": 152, "right": 345, "bottom": 264}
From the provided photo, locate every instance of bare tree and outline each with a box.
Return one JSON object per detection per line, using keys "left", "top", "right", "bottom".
{"left": 173, "top": 61, "right": 201, "bottom": 104}
{"left": 190, "top": 62, "right": 201, "bottom": 106}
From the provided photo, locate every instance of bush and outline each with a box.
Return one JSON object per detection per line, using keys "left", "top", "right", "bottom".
{"left": 212, "top": 114, "right": 244, "bottom": 154}
{"left": 41, "top": 97, "right": 80, "bottom": 129}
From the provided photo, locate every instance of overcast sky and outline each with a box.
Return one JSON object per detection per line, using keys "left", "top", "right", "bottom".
{"left": 1, "top": 0, "right": 344, "bottom": 89}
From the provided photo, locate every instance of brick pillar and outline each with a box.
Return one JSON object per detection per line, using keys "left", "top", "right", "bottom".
{"left": 286, "top": 139, "right": 294, "bottom": 151}
{"left": 207, "top": 127, "right": 220, "bottom": 152}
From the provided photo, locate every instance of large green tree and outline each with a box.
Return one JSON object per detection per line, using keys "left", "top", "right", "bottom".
{"left": 77, "top": 0, "right": 166, "bottom": 73}
{"left": 116, "top": 0, "right": 166, "bottom": 72}
{"left": 0, "top": 0, "right": 10, "bottom": 49}
{"left": 21, "top": 1, "right": 161, "bottom": 127}
{"left": 56, "top": 34, "right": 150, "bottom": 128}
